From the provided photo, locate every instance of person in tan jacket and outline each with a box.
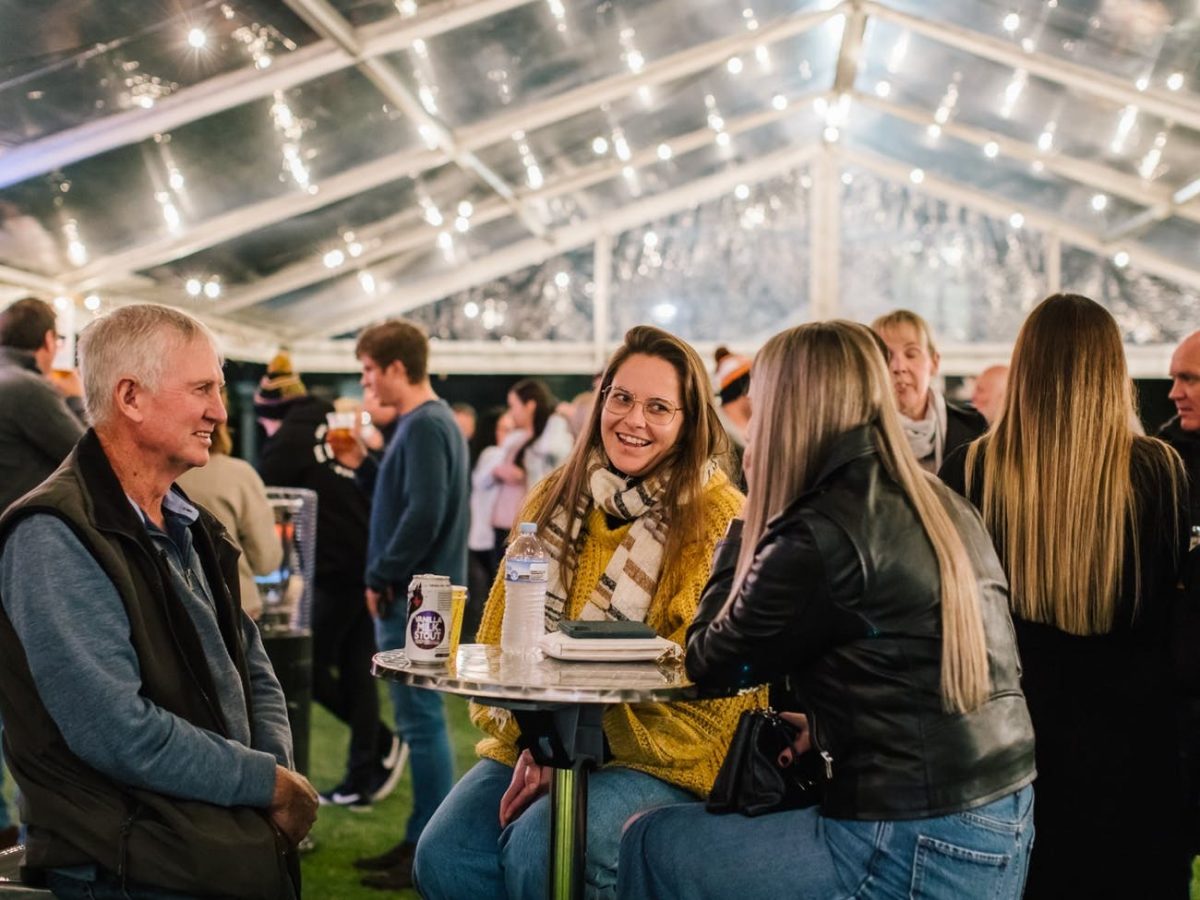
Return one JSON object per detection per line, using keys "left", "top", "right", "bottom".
{"left": 177, "top": 417, "right": 282, "bottom": 619}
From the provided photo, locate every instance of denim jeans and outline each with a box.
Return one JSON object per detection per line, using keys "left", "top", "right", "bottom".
{"left": 0, "top": 721, "right": 9, "bottom": 830}
{"left": 618, "top": 785, "right": 1034, "bottom": 900}
{"left": 377, "top": 617, "right": 455, "bottom": 844}
{"left": 386, "top": 681, "right": 453, "bottom": 844}
{"left": 414, "top": 758, "right": 695, "bottom": 900}
{"left": 44, "top": 869, "right": 204, "bottom": 900}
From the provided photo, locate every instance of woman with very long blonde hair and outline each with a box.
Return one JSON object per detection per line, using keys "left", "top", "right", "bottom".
{"left": 941, "top": 293, "right": 1193, "bottom": 898}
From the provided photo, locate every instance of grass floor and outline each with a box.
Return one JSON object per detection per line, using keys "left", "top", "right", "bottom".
{"left": 300, "top": 686, "right": 478, "bottom": 900}
{"left": 4, "top": 700, "right": 1200, "bottom": 899}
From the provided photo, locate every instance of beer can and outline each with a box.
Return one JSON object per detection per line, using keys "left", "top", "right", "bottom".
{"left": 405, "top": 574, "right": 453, "bottom": 665}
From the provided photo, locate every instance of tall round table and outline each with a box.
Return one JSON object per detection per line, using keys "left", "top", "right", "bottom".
{"left": 372, "top": 642, "right": 704, "bottom": 900}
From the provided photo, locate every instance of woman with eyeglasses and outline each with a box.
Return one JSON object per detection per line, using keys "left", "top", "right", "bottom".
{"left": 413, "top": 325, "right": 759, "bottom": 899}
{"left": 618, "top": 321, "right": 1035, "bottom": 900}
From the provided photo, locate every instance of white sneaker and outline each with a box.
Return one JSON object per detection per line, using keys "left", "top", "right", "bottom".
{"left": 370, "top": 742, "right": 409, "bottom": 803}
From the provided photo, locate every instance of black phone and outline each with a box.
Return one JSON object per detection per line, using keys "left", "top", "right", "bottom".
{"left": 558, "top": 619, "right": 656, "bottom": 640}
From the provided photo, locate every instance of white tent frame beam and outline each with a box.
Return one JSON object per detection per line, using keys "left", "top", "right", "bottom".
{"left": 0, "top": 265, "right": 65, "bottom": 297}
{"left": 450, "top": 6, "right": 841, "bottom": 151}
{"left": 42, "top": 5, "right": 840, "bottom": 297}
{"left": 833, "top": 3, "right": 867, "bottom": 94}
{"left": 1106, "top": 175, "right": 1200, "bottom": 242}
{"left": 300, "top": 142, "right": 823, "bottom": 338}
{"left": 809, "top": 145, "right": 840, "bottom": 319}
{"left": 210, "top": 92, "right": 827, "bottom": 315}
{"left": 0, "top": 0, "right": 540, "bottom": 190}
{"left": 280, "top": 0, "right": 548, "bottom": 240}
{"left": 854, "top": 93, "right": 1200, "bottom": 228}
{"left": 863, "top": 2, "right": 1200, "bottom": 134}
{"left": 840, "top": 146, "right": 1200, "bottom": 293}
{"left": 66, "top": 146, "right": 446, "bottom": 293}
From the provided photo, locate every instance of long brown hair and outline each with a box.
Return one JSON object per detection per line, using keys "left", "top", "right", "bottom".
{"left": 509, "top": 378, "right": 557, "bottom": 468}
{"left": 965, "top": 293, "right": 1182, "bottom": 634}
{"left": 529, "top": 325, "right": 730, "bottom": 597}
{"left": 737, "top": 321, "right": 990, "bottom": 713}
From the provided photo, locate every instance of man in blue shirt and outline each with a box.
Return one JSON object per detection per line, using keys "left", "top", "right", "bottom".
{"left": 0, "top": 303, "right": 317, "bottom": 898}
{"left": 332, "top": 319, "right": 469, "bottom": 891}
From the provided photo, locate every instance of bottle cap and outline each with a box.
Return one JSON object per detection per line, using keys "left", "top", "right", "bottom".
{"left": 519, "top": 522, "right": 537, "bottom": 534}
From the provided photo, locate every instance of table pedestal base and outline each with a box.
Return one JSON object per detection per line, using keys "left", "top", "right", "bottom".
{"left": 511, "top": 703, "right": 606, "bottom": 900}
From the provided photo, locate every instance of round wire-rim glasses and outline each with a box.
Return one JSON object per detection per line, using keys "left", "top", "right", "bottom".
{"left": 601, "top": 385, "right": 681, "bottom": 426}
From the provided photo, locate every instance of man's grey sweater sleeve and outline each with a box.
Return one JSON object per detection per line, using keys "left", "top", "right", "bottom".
{"left": 0, "top": 515, "right": 278, "bottom": 808}
{"left": 241, "top": 612, "right": 294, "bottom": 768}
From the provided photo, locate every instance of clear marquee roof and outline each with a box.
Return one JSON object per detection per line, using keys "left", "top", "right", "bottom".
{"left": 0, "top": 0, "right": 1197, "bottom": 374}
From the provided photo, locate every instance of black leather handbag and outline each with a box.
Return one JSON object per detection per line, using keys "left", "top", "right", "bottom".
{"left": 706, "top": 708, "right": 830, "bottom": 817}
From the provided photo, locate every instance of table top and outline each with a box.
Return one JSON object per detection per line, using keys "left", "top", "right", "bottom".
{"left": 371, "top": 643, "right": 701, "bottom": 705}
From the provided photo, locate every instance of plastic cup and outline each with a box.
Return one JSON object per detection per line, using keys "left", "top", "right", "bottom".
{"left": 325, "top": 411, "right": 357, "bottom": 455}
{"left": 449, "top": 585, "right": 468, "bottom": 661}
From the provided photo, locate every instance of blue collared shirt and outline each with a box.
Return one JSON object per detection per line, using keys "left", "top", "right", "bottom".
{"left": 0, "top": 491, "right": 290, "bottom": 811}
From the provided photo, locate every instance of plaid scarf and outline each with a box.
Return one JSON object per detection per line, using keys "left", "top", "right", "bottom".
{"left": 541, "top": 452, "right": 714, "bottom": 629}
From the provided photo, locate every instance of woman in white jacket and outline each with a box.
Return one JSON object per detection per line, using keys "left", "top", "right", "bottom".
{"left": 489, "top": 379, "right": 575, "bottom": 569}
{"left": 466, "top": 410, "right": 513, "bottom": 638}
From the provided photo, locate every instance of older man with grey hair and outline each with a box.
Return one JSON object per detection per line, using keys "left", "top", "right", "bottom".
{"left": 0, "top": 303, "right": 316, "bottom": 899}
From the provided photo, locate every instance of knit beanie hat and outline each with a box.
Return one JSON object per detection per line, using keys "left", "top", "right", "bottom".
{"left": 714, "top": 346, "right": 750, "bottom": 406}
{"left": 253, "top": 350, "right": 307, "bottom": 420}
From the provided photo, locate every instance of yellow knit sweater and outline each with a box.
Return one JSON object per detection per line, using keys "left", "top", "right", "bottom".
{"left": 470, "top": 469, "right": 764, "bottom": 798}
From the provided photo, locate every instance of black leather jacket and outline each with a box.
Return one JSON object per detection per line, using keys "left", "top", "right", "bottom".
{"left": 687, "top": 425, "right": 1036, "bottom": 820}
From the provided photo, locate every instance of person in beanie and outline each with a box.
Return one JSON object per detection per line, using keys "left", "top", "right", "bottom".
{"left": 713, "top": 346, "right": 750, "bottom": 489}
{"left": 254, "top": 351, "right": 404, "bottom": 810}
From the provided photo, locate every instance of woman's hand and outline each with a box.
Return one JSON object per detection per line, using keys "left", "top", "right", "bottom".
{"left": 776, "top": 711, "right": 812, "bottom": 767}
{"left": 498, "top": 749, "right": 552, "bottom": 827}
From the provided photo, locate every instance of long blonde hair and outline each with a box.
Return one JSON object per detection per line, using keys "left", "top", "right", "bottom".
{"left": 965, "top": 293, "right": 1182, "bottom": 634}
{"left": 738, "top": 321, "right": 989, "bottom": 713}
{"left": 529, "top": 325, "right": 730, "bottom": 597}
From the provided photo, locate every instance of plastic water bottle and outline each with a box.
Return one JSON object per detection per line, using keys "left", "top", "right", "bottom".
{"left": 500, "top": 522, "right": 549, "bottom": 656}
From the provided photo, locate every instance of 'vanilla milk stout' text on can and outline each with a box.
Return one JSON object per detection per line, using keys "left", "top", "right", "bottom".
{"left": 405, "top": 574, "right": 454, "bottom": 664}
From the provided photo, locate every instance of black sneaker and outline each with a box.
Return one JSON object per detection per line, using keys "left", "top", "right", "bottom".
{"left": 361, "top": 861, "right": 413, "bottom": 892}
{"left": 354, "top": 840, "right": 415, "bottom": 872}
{"left": 317, "top": 780, "right": 373, "bottom": 812}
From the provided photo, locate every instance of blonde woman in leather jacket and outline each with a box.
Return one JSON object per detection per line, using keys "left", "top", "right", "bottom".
{"left": 618, "top": 321, "right": 1036, "bottom": 900}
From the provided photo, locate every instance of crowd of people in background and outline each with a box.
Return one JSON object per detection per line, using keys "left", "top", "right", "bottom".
{"left": 0, "top": 293, "right": 1197, "bottom": 899}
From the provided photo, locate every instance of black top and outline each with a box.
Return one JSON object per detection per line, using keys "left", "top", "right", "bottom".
{"left": 940, "top": 440, "right": 1195, "bottom": 899}
{"left": 257, "top": 395, "right": 370, "bottom": 589}
{"left": 688, "top": 425, "right": 1035, "bottom": 821}
{"left": 1159, "top": 415, "right": 1200, "bottom": 530}
{"left": 944, "top": 398, "right": 987, "bottom": 461}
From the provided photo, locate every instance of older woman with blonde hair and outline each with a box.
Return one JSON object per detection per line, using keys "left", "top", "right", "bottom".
{"left": 414, "top": 325, "right": 758, "bottom": 899}
{"left": 940, "top": 293, "right": 1194, "bottom": 899}
{"left": 872, "top": 309, "right": 986, "bottom": 471}
{"left": 619, "top": 320, "right": 1035, "bottom": 900}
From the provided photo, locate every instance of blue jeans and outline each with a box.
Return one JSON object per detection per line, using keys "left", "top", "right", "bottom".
{"left": 378, "top": 616, "right": 454, "bottom": 843}
{"left": 387, "top": 681, "right": 453, "bottom": 844}
{"left": 44, "top": 869, "right": 203, "bottom": 899}
{"left": 414, "top": 758, "right": 695, "bottom": 900}
{"left": 0, "top": 721, "right": 9, "bottom": 830}
{"left": 618, "top": 785, "right": 1035, "bottom": 900}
